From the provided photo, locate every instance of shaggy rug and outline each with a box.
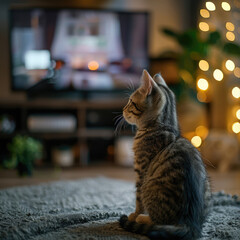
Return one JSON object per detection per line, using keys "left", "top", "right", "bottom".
{"left": 0, "top": 177, "right": 240, "bottom": 240}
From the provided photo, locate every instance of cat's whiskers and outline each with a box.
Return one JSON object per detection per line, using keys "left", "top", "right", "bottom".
{"left": 127, "top": 77, "right": 135, "bottom": 92}
{"left": 114, "top": 115, "right": 126, "bottom": 136}
{"left": 202, "top": 155, "right": 216, "bottom": 169}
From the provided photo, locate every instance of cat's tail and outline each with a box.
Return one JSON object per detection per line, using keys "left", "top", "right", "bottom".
{"left": 119, "top": 215, "right": 193, "bottom": 240}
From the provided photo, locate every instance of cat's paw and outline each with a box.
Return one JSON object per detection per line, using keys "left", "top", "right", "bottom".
{"left": 128, "top": 212, "right": 139, "bottom": 222}
{"left": 136, "top": 214, "right": 152, "bottom": 225}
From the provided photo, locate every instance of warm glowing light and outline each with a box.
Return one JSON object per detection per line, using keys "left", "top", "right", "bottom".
{"left": 196, "top": 126, "right": 209, "bottom": 139}
{"left": 226, "top": 31, "right": 235, "bottom": 41}
{"left": 213, "top": 69, "right": 224, "bottom": 81}
{"left": 197, "top": 91, "right": 207, "bottom": 102}
{"left": 199, "top": 22, "right": 210, "bottom": 31}
{"left": 197, "top": 78, "right": 209, "bottom": 91}
{"left": 199, "top": 60, "right": 209, "bottom": 71}
{"left": 179, "top": 70, "right": 194, "bottom": 84}
{"left": 225, "top": 60, "right": 235, "bottom": 71}
{"left": 232, "top": 122, "right": 240, "bottom": 133}
{"left": 222, "top": 2, "right": 231, "bottom": 11}
{"left": 236, "top": 109, "right": 240, "bottom": 120}
{"left": 206, "top": 1, "right": 216, "bottom": 11}
{"left": 191, "top": 136, "right": 202, "bottom": 147}
{"left": 200, "top": 9, "right": 210, "bottom": 18}
{"left": 232, "top": 87, "right": 240, "bottom": 98}
{"left": 226, "top": 22, "right": 235, "bottom": 31}
{"left": 88, "top": 61, "right": 99, "bottom": 71}
{"left": 234, "top": 67, "right": 240, "bottom": 78}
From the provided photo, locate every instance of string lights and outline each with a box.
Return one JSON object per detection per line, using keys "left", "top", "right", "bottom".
{"left": 206, "top": 1, "right": 216, "bottom": 11}
{"left": 191, "top": 136, "right": 202, "bottom": 148}
{"left": 232, "top": 87, "right": 240, "bottom": 98}
{"left": 221, "top": 1, "right": 231, "bottom": 11}
{"left": 225, "top": 60, "right": 235, "bottom": 71}
{"left": 197, "top": 0, "right": 240, "bottom": 138}
{"left": 236, "top": 109, "right": 240, "bottom": 120}
{"left": 199, "top": 22, "right": 210, "bottom": 31}
{"left": 199, "top": 60, "right": 209, "bottom": 71}
{"left": 197, "top": 78, "right": 209, "bottom": 90}
{"left": 213, "top": 69, "right": 224, "bottom": 81}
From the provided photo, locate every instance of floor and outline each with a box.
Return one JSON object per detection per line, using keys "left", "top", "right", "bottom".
{"left": 0, "top": 165, "right": 240, "bottom": 196}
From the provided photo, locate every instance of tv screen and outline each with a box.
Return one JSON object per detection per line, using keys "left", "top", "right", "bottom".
{"left": 9, "top": 8, "right": 149, "bottom": 92}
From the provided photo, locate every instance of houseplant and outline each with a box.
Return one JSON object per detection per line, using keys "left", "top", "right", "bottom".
{"left": 161, "top": 28, "right": 240, "bottom": 100}
{"left": 6, "top": 135, "right": 43, "bottom": 176}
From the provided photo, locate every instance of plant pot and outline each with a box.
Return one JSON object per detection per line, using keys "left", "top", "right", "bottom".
{"left": 17, "top": 162, "right": 33, "bottom": 177}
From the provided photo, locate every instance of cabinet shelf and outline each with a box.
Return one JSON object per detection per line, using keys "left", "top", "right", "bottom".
{"left": 0, "top": 98, "right": 130, "bottom": 165}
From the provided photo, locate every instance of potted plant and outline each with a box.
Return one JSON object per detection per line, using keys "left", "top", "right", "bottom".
{"left": 161, "top": 28, "right": 240, "bottom": 100}
{"left": 6, "top": 135, "right": 43, "bottom": 176}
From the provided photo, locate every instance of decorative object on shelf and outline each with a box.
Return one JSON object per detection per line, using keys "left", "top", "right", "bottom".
{"left": 27, "top": 114, "right": 77, "bottom": 132}
{"left": 115, "top": 137, "right": 133, "bottom": 167}
{"left": 5, "top": 135, "right": 43, "bottom": 176}
{"left": 201, "top": 130, "right": 240, "bottom": 172}
{"left": 52, "top": 145, "right": 74, "bottom": 167}
{"left": 0, "top": 114, "right": 16, "bottom": 134}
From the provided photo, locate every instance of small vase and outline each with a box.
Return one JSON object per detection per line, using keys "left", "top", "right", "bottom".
{"left": 17, "top": 162, "right": 33, "bottom": 177}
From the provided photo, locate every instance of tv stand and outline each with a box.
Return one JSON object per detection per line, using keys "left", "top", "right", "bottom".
{"left": 27, "top": 78, "right": 128, "bottom": 100}
{"left": 0, "top": 97, "right": 130, "bottom": 166}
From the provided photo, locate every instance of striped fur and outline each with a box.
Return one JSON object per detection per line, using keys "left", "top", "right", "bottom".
{"left": 120, "top": 70, "right": 211, "bottom": 240}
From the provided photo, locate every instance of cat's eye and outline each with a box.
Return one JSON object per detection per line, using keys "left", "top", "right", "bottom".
{"left": 131, "top": 101, "right": 142, "bottom": 112}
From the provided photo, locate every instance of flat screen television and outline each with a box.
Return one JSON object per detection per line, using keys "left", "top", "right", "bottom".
{"left": 9, "top": 7, "right": 149, "bottom": 95}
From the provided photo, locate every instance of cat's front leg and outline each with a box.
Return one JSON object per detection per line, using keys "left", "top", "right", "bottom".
{"left": 128, "top": 182, "right": 144, "bottom": 221}
{"left": 128, "top": 196, "right": 144, "bottom": 221}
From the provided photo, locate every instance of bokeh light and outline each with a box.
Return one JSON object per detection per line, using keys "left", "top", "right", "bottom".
{"left": 206, "top": 1, "right": 216, "bottom": 11}
{"left": 226, "top": 31, "right": 235, "bottom": 41}
{"left": 232, "top": 87, "right": 240, "bottom": 98}
{"left": 225, "top": 22, "right": 235, "bottom": 31}
{"left": 197, "top": 91, "right": 207, "bottom": 102}
{"left": 222, "top": 2, "right": 231, "bottom": 11}
{"left": 225, "top": 60, "right": 235, "bottom": 71}
{"left": 199, "top": 60, "right": 209, "bottom": 71}
{"left": 232, "top": 122, "right": 240, "bottom": 133}
{"left": 213, "top": 69, "right": 224, "bottom": 81}
{"left": 233, "top": 67, "right": 240, "bottom": 78}
{"left": 199, "top": 22, "right": 210, "bottom": 31}
{"left": 195, "top": 126, "right": 209, "bottom": 139}
{"left": 88, "top": 61, "right": 99, "bottom": 71}
{"left": 236, "top": 109, "right": 240, "bottom": 120}
{"left": 200, "top": 9, "right": 210, "bottom": 18}
{"left": 191, "top": 136, "right": 202, "bottom": 147}
{"left": 197, "top": 78, "right": 209, "bottom": 91}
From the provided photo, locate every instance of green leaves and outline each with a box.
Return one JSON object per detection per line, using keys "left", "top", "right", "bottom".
{"left": 8, "top": 135, "right": 42, "bottom": 165}
{"left": 161, "top": 27, "right": 240, "bottom": 101}
{"left": 162, "top": 28, "right": 210, "bottom": 57}
{"left": 207, "top": 31, "right": 221, "bottom": 45}
{"left": 223, "top": 42, "right": 240, "bottom": 56}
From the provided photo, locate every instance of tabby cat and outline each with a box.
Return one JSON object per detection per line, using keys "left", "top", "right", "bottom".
{"left": 119, "top": 70, "right": 211, "bottom": 240}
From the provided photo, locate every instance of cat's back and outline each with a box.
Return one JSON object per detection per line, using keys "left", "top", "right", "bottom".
{"left": 161, "top": 136, "right": 204, "bottom": 168}
{"left": 147, "top": 136, "right": 206, "bottom": 183}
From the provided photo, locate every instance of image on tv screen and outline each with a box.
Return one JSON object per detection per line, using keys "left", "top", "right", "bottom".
{"left": 10, "top": 8, "right": 149, "bottom": 91}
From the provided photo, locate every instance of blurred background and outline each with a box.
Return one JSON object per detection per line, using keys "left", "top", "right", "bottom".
{"left": 0, "top": 0, "right": 240, "bottom": 193}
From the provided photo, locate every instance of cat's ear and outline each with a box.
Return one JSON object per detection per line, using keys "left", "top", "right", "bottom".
{"left": 153, "top": 73, "right": 167, "bottom": 87}
{"left": 139, "top": 69, "right": 155, "bottom": 96}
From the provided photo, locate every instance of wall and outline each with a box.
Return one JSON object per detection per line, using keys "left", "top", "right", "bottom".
{"left": 0, "top": 0, "right": 192, "bottom": 101}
